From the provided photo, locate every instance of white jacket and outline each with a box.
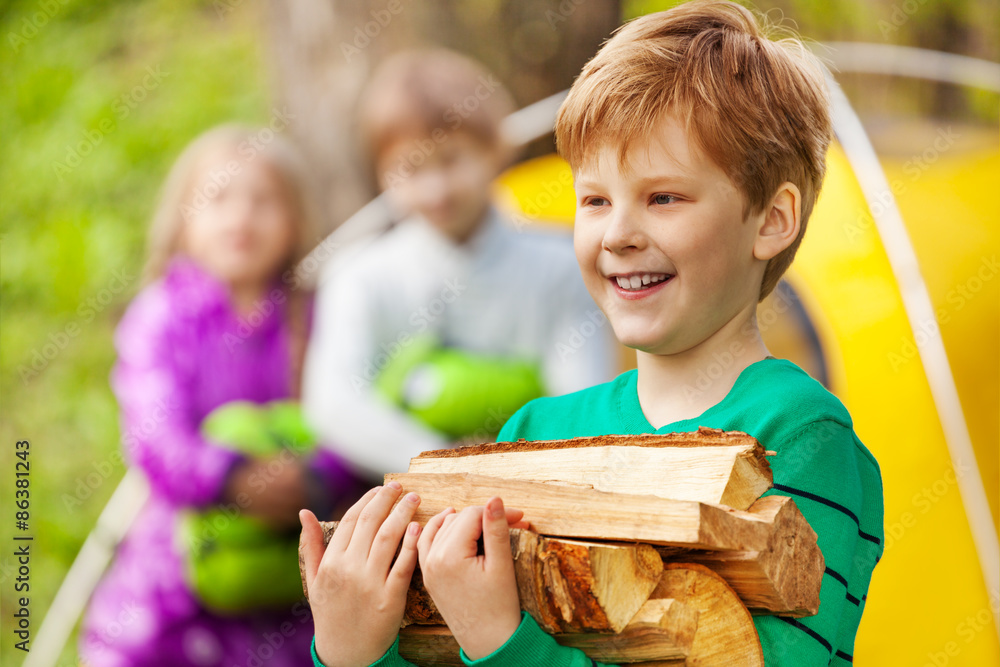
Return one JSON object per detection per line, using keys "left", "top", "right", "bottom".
{"left": 302, "top": 209, "right": 617, "bottom": 478}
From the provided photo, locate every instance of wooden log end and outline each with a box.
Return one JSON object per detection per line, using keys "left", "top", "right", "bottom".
{"left": 653, "top": 563, "right": 764, "bottom": 666}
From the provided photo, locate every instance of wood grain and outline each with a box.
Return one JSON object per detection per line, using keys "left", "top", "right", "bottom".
{"left": 409, "top": 427, "right": 773, "bottom": 511}
{"left": 383, "top": 472, "right": 774, "bottom": 550}
{"left": 649, "top": 563, "right": 763, "bottom": 666}
{"left": 661, "top": 495, "right": 824, "bottom": 617}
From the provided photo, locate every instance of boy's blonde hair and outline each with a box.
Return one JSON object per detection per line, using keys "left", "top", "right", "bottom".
{"left": 143, "top": 124, "right": 320, "bottom": 395}
{"left": 358, "top": 49, "right": 515, "bottom": 163}
{"left": 555, "top": 0, "right": 832, "bottom": 300}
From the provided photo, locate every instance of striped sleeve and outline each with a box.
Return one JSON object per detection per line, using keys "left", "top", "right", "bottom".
{"left": 756, "top": 419, "right": 885, "bottom": 666}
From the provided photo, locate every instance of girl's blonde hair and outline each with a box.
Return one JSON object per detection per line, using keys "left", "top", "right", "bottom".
{"left": 143, "top": 124, "right": 322, "bottom": 396}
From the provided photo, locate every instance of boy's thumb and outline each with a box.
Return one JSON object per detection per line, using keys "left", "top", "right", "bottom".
{"left": 483, "top": 497, "right": 511, "bottom": 563}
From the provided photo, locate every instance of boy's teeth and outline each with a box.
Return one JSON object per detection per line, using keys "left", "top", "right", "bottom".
{"left": 615, "top": 274, "right": 670, "bottom": 291}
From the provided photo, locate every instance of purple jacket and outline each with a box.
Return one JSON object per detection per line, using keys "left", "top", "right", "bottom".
{"left": 81, "top": 257, "right": 358, "bottom": 667}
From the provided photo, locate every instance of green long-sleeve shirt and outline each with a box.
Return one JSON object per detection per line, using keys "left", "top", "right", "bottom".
{"left": 314, "top": 358, "right": 883, "bottom": 667}
{"left": 495, "top": 358, "right": 884, "bottom": 665}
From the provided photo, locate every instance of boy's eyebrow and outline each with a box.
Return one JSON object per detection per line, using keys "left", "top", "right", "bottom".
{"left": 575, "top": 173, "right": 697, "bottom": 190}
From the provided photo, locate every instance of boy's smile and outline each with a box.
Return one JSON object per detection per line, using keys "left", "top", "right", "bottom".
{"left": 572, "top": 112, "right": 768, "bottom": 357}
{"left": 608, "top": 271, "right": 674, "bottom": 299}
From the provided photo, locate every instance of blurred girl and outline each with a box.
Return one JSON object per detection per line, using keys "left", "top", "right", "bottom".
{"left": 80, "top": 125, "right": 360, "bottom": 667}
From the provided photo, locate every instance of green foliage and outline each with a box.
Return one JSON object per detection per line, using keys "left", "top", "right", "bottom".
{"left": 0, "top": 1, "right": 267, "bottom": 664}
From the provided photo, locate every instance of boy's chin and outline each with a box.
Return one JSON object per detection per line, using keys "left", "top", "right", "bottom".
{"left": 611, "top": 324, "right": 673, "bottom": 355}
{"left": 612, "top": 319, "right": 704, "bottom": 357}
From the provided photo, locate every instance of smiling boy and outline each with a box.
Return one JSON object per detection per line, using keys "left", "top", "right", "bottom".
{"left": 494, "top": 1, "right": 886, "bottom": 664}
{"left": 302, "top": 2, "right": 884, "bottom": 666}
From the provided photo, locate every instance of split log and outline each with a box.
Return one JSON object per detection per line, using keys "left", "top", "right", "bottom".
{"left": 656, "top": 496, "right": 824, "bottom": 617}
{"left": 511, "top": 529, "right": 663, "bottom": 633}
{"left": 383, "top": 474, "right": 823, "bottom": 616}
{"left": 301, "top": 524, "right": 664, "bottom": 633}
{"left": 397, "top": 598, "right": 699, "bottom": 665}
{"left": 383, "top": 472, "right": 776, "bottom": 550}
{"left": 649, "top": 563, "right": 763, "bottom": 666}
{"left": 409, "top": 427, "right": 773, "bottom": 510}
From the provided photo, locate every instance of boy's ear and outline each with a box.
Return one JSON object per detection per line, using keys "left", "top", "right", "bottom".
{"left": 753, "top": 182, "right": 801, "bottom": 262}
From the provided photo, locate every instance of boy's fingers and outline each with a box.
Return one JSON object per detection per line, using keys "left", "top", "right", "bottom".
{"left": 298, "top": 509, "right": 324, "bottom": 591}
{"left": 387, "top": 521, "right": 422, "bottom": 599}
{"left": 369, "top": 492, "right": 421, "bottom": 576}
{"left": 438, "top": 506, "right": 485, "bottom": 556}
{"left": 347, "top": 482, "right": 404, "bottom": 557}
{"left": 417, "top": 508, "right": 453, "bottom": 560}
{"left": 330, "top": 486, "right": 381, "bottom": 552}
{"left": 504, "top": 508, "right": 525, "bottom": 525}
{"left": 483, "top": 497, "right": 513, "bottom": 566}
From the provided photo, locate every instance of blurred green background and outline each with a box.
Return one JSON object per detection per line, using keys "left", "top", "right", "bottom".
{"left": 1, "top": 2, "right": 269, "bottom": 665}
{"left": 0, "top": 0, "right": 996, "bottom": 665}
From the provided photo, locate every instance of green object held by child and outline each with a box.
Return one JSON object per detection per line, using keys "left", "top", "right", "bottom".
{"left": 374, "top": 336, "right": 545, "bottom": 440}
{"left": 180, "top": 400, "right": 317, "bottom": 614}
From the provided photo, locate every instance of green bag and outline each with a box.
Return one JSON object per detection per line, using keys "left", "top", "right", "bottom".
{"left": 375, "top": 336, "right": 545, "bottom": 440}
{"left": 179, "top": 400, "right": 316, "bottom": 614}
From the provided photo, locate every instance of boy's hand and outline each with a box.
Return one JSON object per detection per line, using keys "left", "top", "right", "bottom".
{"left": 299, "top": 483, "right": 421, "bottom": 667}
{"left": 417, "top": 497, "right": 527, "bottom": 661}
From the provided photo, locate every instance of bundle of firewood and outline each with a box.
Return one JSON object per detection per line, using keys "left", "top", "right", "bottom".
{"left": 300, "top": 427, "right": 825, "bottom": 666}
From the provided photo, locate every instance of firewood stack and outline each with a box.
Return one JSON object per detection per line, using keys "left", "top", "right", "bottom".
{"left": 300, "top": 427, "right": 825, "bottom": 666}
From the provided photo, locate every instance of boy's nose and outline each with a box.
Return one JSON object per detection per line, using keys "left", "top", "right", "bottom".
{"left": 602, "top": 207, "right": 646, "bottom": 253}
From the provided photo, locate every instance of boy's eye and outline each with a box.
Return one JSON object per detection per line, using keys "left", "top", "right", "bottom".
{"left": 583, "top": 196, "right": 609, "bottom": 207}
{"left": 652, "top": 194, "right": 677, "bottom": 205}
